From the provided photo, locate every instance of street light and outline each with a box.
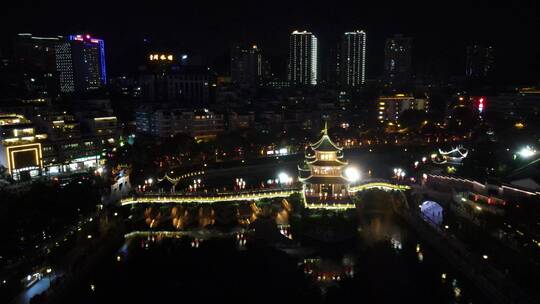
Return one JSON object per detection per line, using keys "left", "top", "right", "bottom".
{"left": 278, "top": 172, "right": 292, "bottom": 185}
{"left": 517, "top": 146, "right": 536, "bottom": 159}
{"left": 393, "top": 168, "right": 406, "bottom": 181}
{"left": 344, "top": 167, "right": 361, "bottom": 182}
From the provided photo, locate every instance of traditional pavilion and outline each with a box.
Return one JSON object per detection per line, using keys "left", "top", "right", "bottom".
{"left": 298, "top": 124, "right": 353, "bottom": 207}
{"left": 432, "top": 146, "right": 469, "bottom": 165}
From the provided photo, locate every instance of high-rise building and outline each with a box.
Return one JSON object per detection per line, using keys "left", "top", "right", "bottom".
{"left": 139, "top": 52, "right": 212, "bottom": 104}
{"left": 384, "top": 34, "right": 412, "bottom": 85}
{"left": 465, "top": 44, "right": 494, "bottom": 79}
{"left": 377, "top": 93, "right": 429, "bottom": 123}
{"left": 230, "top": 44, "right": 269, "bottom": 87}
{"left": 13, "top": 33, "right": 63, "bottom": 97}
{"left": 135, "top": 106, "right": 224, "bottom": 140}
{"left": 340, "top": 30, "right": 367, "bottom": 87}
{"left": 324, "top": 43, "right": 340, "bottom": 86}
{"left": 55, "top": 34, "right": 107, "bottom": 93}
{"left": 288, "top": 31, "right": 318, "bottom": 86}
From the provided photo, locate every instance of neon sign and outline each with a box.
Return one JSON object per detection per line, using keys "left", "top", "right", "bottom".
{"left": 149, "top": 54, "right": 174, "bottom": 61}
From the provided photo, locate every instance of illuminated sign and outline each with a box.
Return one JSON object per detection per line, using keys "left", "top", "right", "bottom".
{"left": 471, "top": 96, "right": 486, "bottom": 113}
{"left": 149, "top": 54, "right": 174, "bottom": 61}
{"left": 6, "top": 143, "right": 43, "bottom": 174}
{"left": 478, "top": 97, "right": 485, "bottom": 113}
{"left": 69, "top": 34, "right": 101, "bottom": 44}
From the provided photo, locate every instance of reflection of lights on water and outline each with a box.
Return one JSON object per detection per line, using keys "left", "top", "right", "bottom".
{"left": 452, "top": 278, "right": 461, "bottom": 298}
{"left": 279, "top": 226, "right": 293, "bottom": 240}
{"left": 191, "top": 238, "right": 202, "bottom": 248}
{"left": 302, "top": 258, "right": 355, "bottom": 283}
{"left": 416, "top": 244, "right": 423, "bottom": 262}
{"left": 236, "top": 233, "right": 248, "bottom": 247}
{"left": 391, "top": 237, "right": 402, "bottom": 250}
{"left": 454, "top": 287, "right": 462, "bottom": 298}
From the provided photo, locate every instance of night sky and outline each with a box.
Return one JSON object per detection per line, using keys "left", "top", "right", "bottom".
{"left": 2, "top": 1, "right": 540, "bottom": 82}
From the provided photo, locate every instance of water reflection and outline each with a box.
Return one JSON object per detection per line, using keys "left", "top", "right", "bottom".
{"left": 123, "top": 192, "right": 479, "bottom": 303}
{"left": 138, "top": 199, "right": 287, "bottom": 231}
{"left": 302, "top": 256, "right": 355, "bottom": 286}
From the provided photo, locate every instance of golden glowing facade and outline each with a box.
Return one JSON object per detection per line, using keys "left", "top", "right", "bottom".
{"left": 0, "top": 114, "right": 45, "bottom": 180}
{"left": 377, "top": 93, "right": 429, "bottom": 123}
{"left": 298, "top": 126, "right": 352, "bottom": 206}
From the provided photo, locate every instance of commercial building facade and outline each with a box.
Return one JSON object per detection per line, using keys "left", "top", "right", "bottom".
{"left": 55, "top": 34, "right": 107, "bottom": 93}
{"left": 377, "top": 93, "right": 429, "bottom": 123}
{"left": 135, "top": 107, "right": 224, "bottom": 140}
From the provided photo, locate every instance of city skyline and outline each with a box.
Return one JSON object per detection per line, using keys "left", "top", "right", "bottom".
{"left": 1, "top": 3, "right": 540, "bottom": 304}
{"left": 1, "top": 2, "right": 540, "bottom": 83}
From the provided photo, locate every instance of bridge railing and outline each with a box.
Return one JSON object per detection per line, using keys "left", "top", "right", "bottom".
{"left": 349, "top": 180, "right": 410, "bottom": 193}
{"left": 120, "top": 187, "right": 301, "bottom": 206}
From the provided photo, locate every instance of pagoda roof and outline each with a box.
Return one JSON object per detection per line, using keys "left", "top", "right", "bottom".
{"left": 439, "top": 146, "right": 468, "bottom": 158}
{"left": 310, "top": 124, "right": 343, "bottom": 152}
{"left": 310, "top": 134, "right": 342, "bottom": 152}
{"left": 298, "top": 166, "right": 311, "bottom": 179}
{"left": 307, "top": 159, "right": 348, "bottom": 166}
{"left": 300, "top": 175, "right": 350, "bottom": 184}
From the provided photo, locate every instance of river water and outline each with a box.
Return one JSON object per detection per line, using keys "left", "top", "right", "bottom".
{"left": 58, "top": 190, "right": 489, "bottom": 304}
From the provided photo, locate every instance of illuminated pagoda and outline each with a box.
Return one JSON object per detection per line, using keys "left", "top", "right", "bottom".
{"left": 432, "top": 146, "right": 469, "bottom": 165}
{"left": 298, "top": 124, "right": 354, "bottom": 208}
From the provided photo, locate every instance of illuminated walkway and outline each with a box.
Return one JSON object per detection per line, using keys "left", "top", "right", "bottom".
{"left": 121, "top": 180, "right": 409, "bottom": 207}
{"left": 120, "top": 188, "right": 299, "bottom": 206}
{"left": 124, "top": 229, "right": 251, "bottom": 240}
{"left": 349, "top": 181, "right": 411, "bottom": 192}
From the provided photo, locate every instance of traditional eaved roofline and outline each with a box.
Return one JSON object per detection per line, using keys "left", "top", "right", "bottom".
{"left": 439, "top": 146, "right": 468, "bottom": 158}
{"left": 299, "top": 175, "right": 351, "bottom": 184}
{"left": 306, "top": 158, "right": 348, "bottom": 165}
{"left": 298, "top": 175, "right": 312, "bottom": 182}
{"left": 310, "top": 134, "right": 343, "bottom": 151}
{"left": 298, "top": 165, "right": 311, "bottom": 172}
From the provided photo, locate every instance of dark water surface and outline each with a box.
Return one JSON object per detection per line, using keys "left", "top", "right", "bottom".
{"left": 59, "top": 192, "right": 488, "bottom": 304}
